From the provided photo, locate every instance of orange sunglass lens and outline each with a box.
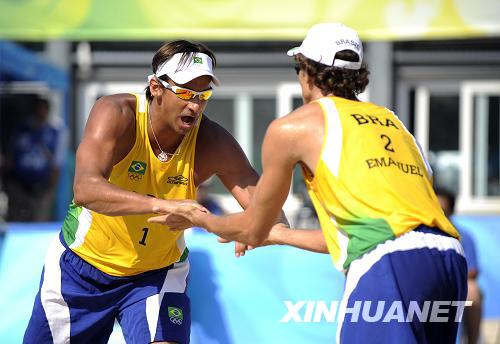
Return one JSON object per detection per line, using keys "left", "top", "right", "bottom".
{"left": 173, "top": 88, "right": 212, "bottom": 100}
{"left": 174, "top": 89, "right": 195, "bottom": 100}
{"left": 199, "top": 90, "right": 212, "bottom": 100}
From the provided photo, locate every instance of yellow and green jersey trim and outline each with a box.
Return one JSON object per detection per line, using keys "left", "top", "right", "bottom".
{"left": 61, "top": 201, "right": 81, "bottom": 247}
{"left": 62, "top": 201, "right": 190, "bottom": 261}
{"left": 304, "top": 96, "right": 459, "bottom": 271}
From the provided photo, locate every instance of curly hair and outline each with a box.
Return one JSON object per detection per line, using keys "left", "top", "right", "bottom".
{"left": 295, "top": 51, "right": 369, "bottom": 100}
{"left": 145, "top": 40, "right": 217, "bottom": 101}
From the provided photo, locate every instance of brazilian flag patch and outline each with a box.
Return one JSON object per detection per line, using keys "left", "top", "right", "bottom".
{"left": 168, "top": 306, "right": 183, "bottom": 325}
{"left": 128, "top": 161, "right": 147, "bottom": 181}
{"left": 193, "top": 56, "right": 202, "bottom": 64}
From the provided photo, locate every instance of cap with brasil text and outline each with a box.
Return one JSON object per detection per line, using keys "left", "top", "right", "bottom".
{"left": 287, "top": 23, "right": 363, "bottom": 70}
{"left": 148, "top": 52, "right": 220, "bottom": 86}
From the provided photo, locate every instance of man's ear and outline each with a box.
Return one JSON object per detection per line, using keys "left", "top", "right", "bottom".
{"left": 149, "top": 78, "right": 163, "bottom": 97}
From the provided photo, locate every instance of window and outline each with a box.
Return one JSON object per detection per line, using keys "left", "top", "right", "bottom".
{"left": 203, "top": 96, "right": 277, "bottom": 195}
{"left": 414, "top": 81, "right": 500, "bottom": 212}
{"left": 428, "top": 95, "right": 461, "bottom": 195}
{"left": 414, "top": 87, "right": 462, "bottom": 195}
{"left": 472, "top": 95, "right": 499, "bottom": 197}
{"left": 461, "top": 82, "right": 500, "bottom": 211}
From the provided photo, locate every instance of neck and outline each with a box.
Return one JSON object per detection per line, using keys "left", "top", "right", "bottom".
{"left": 148, "top": 103, "right": 184, "bottom": 154}
{"left": 309, "top": 89, "right": 358, "bottom": 102}
{"left": 306, "top": 87, "right": 332, "bottom": 103}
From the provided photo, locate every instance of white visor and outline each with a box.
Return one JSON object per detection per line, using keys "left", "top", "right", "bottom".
{"left": 287, "top": 23, "right": 363, "bottom": 70}
{"left": 148, "top": 52, "right": 220, "bottom": 86}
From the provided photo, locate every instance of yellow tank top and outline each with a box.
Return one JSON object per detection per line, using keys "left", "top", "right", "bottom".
{"left": 62, "top": 94, "right": 199, "bottom": 276}
{"left": 303, "top": 96, "right": 458, "bottom": 272}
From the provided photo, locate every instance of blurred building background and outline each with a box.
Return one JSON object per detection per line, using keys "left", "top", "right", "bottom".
{"left": 0, "top": 0, "right": 499, "bottom": 343}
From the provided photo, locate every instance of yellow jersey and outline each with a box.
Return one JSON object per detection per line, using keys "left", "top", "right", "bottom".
{"left": 303, "top": 96, "right": 458, "bottom": 272}
{"left": 61, "top": 94, "right": 199, "bottom": 276}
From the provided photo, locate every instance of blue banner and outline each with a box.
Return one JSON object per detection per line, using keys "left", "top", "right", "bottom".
{"left": 0, "top": 217, "right": 498, "bottom": 343}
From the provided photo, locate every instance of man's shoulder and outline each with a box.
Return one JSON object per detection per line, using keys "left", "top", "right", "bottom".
{"left": 274, "top": 101, "right": 323, "bottom": 134}
{"left": 287, "top": 100, "right": 322, "bottom": 119}
{"left": 90, "top": 93, "right": 138, "bottom": 126}
{"left": 98, "top": 93, "right": 137, "bottom": 113}
{"left": 80, "top": 93, "right": 138, "bottom": 144}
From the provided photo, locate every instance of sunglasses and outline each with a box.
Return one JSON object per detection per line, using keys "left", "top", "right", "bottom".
{"left": 157, "top": 78, "right": 213, "bottom": 101}
{"left": 294, "top": 63, "right": 301, "bottom": 75}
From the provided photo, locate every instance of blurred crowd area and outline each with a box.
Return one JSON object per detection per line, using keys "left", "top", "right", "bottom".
{"left": 0, "top": 94, "right": 66, "bottom": 223}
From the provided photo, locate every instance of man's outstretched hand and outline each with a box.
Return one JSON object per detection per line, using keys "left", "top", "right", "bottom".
{"left": 148, "top": 199, "right": 208, "bottom": 230}
{"left": 216, "top": 222, "right": 290, "bottom": 257}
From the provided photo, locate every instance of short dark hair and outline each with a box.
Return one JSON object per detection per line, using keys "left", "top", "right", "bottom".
{"left": 145, "top": 40, "right": 217, "bottom": 101}
{"left": 434, "top": 187, "right": 456, "bottom": 214}
{"left": 294, "top": 50, "right": 369, "bottom": 100}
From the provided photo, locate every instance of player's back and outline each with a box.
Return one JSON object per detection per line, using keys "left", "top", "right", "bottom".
{"left": 302, "top": 96, "right": 458, "bottom": 270}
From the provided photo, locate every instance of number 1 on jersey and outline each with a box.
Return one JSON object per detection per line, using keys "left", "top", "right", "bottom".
{"left": 139, "top": 227, "right": 149, "bottom": 246}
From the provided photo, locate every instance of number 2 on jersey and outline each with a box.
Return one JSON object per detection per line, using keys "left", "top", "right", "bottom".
{"left": 380, "top": 134, "right": 395, "bottom": 152}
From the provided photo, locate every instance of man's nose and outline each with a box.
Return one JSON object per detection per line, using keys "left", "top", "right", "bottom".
{"left": 186, "top": 96, "right": 202, "bottom": 111}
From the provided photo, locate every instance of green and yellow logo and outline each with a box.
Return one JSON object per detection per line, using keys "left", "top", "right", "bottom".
{"left": 168, "top": 306, "right": 183, "bottom": 325}
{"left": 193, "top": 56, "right": 203, "bottom": 64}
{"left": 128, "top": 161, "right": 147, "bottom": 181}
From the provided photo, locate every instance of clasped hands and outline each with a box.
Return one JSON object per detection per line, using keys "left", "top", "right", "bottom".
{"left": 147, "top": 199, "right": 250, "bottom": 257}
{"left": 148, "top": 199, "right": 208, "bottom": 230}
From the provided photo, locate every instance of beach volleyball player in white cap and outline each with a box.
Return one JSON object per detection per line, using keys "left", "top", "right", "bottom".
{"left": 159, "top": 24, "right": 468, "bottom": 343}
{"left": 24, "top": 40, "right": 282, "bottom": 343}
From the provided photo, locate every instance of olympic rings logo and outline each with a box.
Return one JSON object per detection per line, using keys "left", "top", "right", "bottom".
{"left": 170, "top": 317, "right": 183, "bottom": 325}
{"left": 128, "top": 173, "right": 143, "bottom": 181}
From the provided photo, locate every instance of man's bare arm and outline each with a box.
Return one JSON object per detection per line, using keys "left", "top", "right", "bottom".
{"left": 73, "top": 95, "right": 204, "bottom": 217}
{"left": 267, "top": 225, "right": 328, "bottom": 253}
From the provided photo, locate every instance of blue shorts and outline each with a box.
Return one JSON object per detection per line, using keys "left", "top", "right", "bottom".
{"left": 338, "top": 226, "right": 467, "bottom": 344}
{"left": 24, "top": 232, "right": 191, "bottom": 344}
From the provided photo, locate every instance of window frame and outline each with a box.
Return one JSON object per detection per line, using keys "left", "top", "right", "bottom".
{"left": 460, "top": 80, "right": 500, "bottom": 213}
{"left": 413, "top": 81, "right": 500, "bottom": 213}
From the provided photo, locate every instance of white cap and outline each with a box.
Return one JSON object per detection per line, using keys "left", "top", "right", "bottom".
{"left": 287, "top": 23, "right": 363, "bottom": 70}
{"left": 148, "top": 52, "right": 220, "bottom": 86}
